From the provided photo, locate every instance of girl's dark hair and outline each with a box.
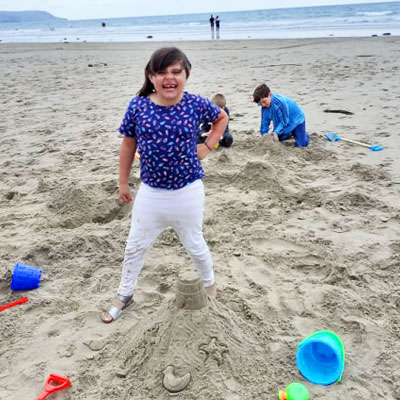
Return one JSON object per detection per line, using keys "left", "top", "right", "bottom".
{"left": 137, "top": 47, "right": 192, "bottom": 97}
{"left": 253, "top": 84, "right": 271, "bottom": 103}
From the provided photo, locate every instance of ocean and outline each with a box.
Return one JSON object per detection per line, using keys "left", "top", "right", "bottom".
{"left": 0, "top": 1, "right": 399, "bottom": 43}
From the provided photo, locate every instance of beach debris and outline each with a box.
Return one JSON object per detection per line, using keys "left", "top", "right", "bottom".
{"left": 199, "top": 337, "right": 228, "bottom": 366}
{"left": 176, "top": 270, "right": 207, "bottom": 310}
{"left": 0, "top": 296, "right": 28, "bottom": 313}
{"left": 87, "top": 63, "right": 108, "bottom": 67}
{"left": 34, "top": 374, "right": 71, "bottom": 400}
{"left": 162, "top": 366, "right": 191, "bottom": 393}
{"left": 5, "top": 190, "right": 16, "bottom": 200}
{"left": 323, "top": 109, "right": 353, "bottom": 115}
{"left": 116, "top": 369, "right": 129, "bottom": 378}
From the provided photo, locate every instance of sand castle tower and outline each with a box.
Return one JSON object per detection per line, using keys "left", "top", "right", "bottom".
{"left": 175, "top": 269, "right": 208, "bottom": 310}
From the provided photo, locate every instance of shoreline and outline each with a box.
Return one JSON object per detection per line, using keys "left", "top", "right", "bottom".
{"left": 0, "top": 34, "right": 398, "bottom": 48}
{"left": 1, "top": 32, "right": 399, "bottom": 45}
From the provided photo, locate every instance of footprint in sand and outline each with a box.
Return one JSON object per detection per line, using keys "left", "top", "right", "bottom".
{"left": 251, "top": 238, "right": 308, "bottom": 255}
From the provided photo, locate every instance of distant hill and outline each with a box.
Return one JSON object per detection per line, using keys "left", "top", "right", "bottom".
{"left": 0, "top": 11, "right": 67, "bottom": 23}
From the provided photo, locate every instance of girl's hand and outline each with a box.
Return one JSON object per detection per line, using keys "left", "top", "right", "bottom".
{"left": 119, "top": 136, "right": 136, "bottom": 202}
{"left": 197, "top": 143, "right": 211, "bottom": 160}
{"left": 272, "top": 133, "right": 279, "bottom": 142}
{"left": 119, "top": 183, "right": 133, "bottom": 203}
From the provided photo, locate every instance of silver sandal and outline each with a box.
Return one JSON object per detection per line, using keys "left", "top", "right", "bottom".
{"left": 102, "top": 294, "right": 133, "bottom": 323}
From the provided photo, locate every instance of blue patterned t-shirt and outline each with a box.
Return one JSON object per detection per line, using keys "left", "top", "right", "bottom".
{"left": 119, "top": 92, "right": 221, "bottom": 190}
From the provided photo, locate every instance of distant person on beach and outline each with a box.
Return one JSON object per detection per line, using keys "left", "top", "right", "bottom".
{"left": 215, "top": 16, "right": 220, "bottom": 39}
{"left": 253, "top": 84, "right": 309, "bottom": 147}
{"left": 102, "top": 47, "right": 228, "bottom": 323}
{"left": 209, "top": 14, "right": 215, "bottom": 31}
{"left": 209, "top": 14, "right": 215, "bottom": 38}
{"left": 198, "top": 93, "right": 233, "bottom": 148}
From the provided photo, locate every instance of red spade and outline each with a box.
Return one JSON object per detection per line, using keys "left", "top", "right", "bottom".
{"left": 0, "top": 297, "right": 28, "bottom": 312}
{"left": 34, "top": 374, "right": 71, "bottom": 400}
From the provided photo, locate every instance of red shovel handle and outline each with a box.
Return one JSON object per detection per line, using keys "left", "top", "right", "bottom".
{"left": 34, "top": 391, "right": 51, "bottom": 400}
{"left": 0, "top": 297, "right": 28, "bottom": 312}
{"left": 34, "top": 374, "right": 71, "bottom": 400}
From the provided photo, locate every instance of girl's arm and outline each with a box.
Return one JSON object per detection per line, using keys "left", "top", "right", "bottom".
{"left": 119, "top": 136, "right": 137, "bottom": 202}
{"left": 197, "top": 109, "right": 228, "bottom": 160}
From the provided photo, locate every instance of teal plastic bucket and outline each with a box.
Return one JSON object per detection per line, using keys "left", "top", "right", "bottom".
{"left": 296, "top": 331, "right": 345, "bottom": 386}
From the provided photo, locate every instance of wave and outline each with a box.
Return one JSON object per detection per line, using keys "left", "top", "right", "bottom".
{"left": 356, "top": 11, "right": 394, "bottom": 16}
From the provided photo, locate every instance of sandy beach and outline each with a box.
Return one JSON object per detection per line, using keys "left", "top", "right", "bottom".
{"left": 1, "top": 37, "right": 400, "bottom": 399}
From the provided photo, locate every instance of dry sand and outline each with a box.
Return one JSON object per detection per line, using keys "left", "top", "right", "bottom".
{"left": 1, "top": 37, "right": 400, "bottom": 399}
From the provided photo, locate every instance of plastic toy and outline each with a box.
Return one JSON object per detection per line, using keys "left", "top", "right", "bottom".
{"left": 278, "top": 382, "right": 309, "bottom": 400}
{"left": 0, "top": 296, "right": 28, "bottom": 312}
{"left": 296, "top": 330, "right": 345, "bottom": 385}
{"left": 11, "top": 262, "right": 42, "bottom": 290}
{"left": 34, "top": 374, "right": 71, "bottom": 400}
{"left": 324, "top": 132, "right": 383, "bottom": 151}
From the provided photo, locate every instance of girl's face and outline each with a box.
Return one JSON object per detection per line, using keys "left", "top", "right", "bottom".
{"left": 148, "top": 61, "right": 188, "bottom": 106}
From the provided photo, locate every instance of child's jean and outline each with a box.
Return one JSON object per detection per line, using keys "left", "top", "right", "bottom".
{"left": 197, "top": 131, "right": 233, "bottom": 148}
{"left": 118, "top": 179, "right": 214, "bottom": 297}
{"left": 278, "top": 121, "right": 309, "bottom": 147}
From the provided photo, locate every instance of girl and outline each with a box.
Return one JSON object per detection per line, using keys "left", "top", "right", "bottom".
{"left": 102, "top": 47, "right": 228, "bottom": 323}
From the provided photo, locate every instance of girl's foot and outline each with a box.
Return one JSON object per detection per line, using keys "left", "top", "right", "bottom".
{"left": 205, "top": 284, "right": 217, "bottom": 298}
{"left": 101, "top": 294, "right": 133, "bottom": 323}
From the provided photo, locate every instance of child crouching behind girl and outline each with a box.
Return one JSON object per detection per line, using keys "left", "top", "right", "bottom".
{"left": 198, "top": 93, "right": 233, "bottom": 148}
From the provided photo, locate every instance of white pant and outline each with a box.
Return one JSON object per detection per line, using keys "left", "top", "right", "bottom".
{"left": 118, "top": 179, "right": 214, "bottom": 296}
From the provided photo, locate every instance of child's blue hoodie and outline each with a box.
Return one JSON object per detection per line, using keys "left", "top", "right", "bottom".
{"left": 260, "top": 94, "right": 305, "bottom": 135}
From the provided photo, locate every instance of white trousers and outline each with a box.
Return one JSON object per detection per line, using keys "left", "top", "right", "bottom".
{"left": 118, "top": 179, "right": 214, "bottom": 296}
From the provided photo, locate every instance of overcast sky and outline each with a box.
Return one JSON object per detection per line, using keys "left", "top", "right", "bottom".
{"left": 0, "top": 0, "right": 395, "bottom": 20}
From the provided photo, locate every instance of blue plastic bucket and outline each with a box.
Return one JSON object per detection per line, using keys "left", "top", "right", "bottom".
{"left": 296, "top": 331, "right": 345, "bottom": 386}
{"left": 11, "top": 263, "right": 42, "bottom": 290}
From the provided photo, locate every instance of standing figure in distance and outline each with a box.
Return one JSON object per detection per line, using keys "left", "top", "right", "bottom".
{"left": 215, "top": 16, "right": 220, "bottom": 39}
{"left": 209, "top": 14, "right": 215, "bottom": 39}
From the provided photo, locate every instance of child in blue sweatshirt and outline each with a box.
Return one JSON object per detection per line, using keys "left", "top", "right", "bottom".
{"left": 253, "top": 84, "right": 309, "bottom": 147}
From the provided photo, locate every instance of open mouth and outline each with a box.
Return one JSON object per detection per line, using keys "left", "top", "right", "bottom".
{"left": 163, "top": 84, "right": 177, "bottom": 89}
